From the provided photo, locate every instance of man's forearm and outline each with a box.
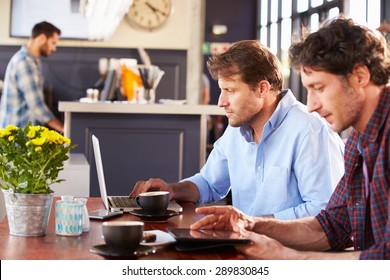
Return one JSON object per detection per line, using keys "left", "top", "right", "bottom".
{"left": 272, "top": 245, "right": 361, "bottom": 260}
{"left": 170, "top": 181, "right": 200, "bottom": 203}
{"left": 47, "top": 118, "right": 64, "bottom": 133}
{"left": 250, "top": 216, "right": 331, "bottom": 251}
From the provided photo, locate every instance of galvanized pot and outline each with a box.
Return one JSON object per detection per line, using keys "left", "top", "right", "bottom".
{"left": 3, "top": 190, "right": 53, "bottom": 236}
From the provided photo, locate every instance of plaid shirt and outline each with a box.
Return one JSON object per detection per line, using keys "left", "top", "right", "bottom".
{"left": 0, "top": 46, "right": 54, "bottom": 128}
{"left": 316, "top": 88, "right": 390, "bottom": 260}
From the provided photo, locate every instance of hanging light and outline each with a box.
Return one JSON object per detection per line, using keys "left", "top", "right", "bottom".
{"left": 80, "top": 0, "right": 133, "bottom": 40}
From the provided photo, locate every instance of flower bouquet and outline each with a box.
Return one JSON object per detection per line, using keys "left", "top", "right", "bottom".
{"left": 0, "top": 123, "right": 75, "bottom": 194}
{"left": 0, "top": 123, "right": 75, "bottom": 236}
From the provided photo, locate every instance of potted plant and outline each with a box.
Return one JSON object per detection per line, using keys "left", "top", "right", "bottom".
{"left": 0, "top": 123, "right": 74, "bottom": 236}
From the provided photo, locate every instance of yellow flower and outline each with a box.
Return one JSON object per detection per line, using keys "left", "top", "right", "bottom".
{"left": 0, "top": 129, "right": 11, "bottom": 138}
{"left": 27, "top": 125, "right": 41, "bottom": 139}
{"left": 0, "top": 122, "right": 75, "bottom": 194}
{"left": 63, "top": 137, "right": 71, "bottom": 145}
{"left": 31, "top": 137, "right": 47, "bottom": 146}
{"left": 27, "top": 129, "right": 36, "bottom": 139}
{"left": 6, "top": 125, "right": 17, "bottom": 132}
{"left": 43, "top": 130, "right": 64, "bottom": 144}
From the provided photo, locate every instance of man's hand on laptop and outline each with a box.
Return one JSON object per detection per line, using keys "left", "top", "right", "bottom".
{"left": 130, "top": 178, "right": 173, "bottom": 198}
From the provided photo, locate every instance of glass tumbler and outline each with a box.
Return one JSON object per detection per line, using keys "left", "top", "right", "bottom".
{"left": 55, "top": 200, "right": 83, "bottom": 236}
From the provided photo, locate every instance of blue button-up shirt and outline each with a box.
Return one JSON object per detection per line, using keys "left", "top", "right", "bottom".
{"left": 0, "top": 46, "right": 54, "bottom": 128}
{"left": 185, "top": 90, "right": 345, "bottom": 219}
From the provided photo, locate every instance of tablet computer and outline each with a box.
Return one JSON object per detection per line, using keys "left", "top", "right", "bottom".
{"left": 167, "top": 227, "right": 251, "bottom": 245}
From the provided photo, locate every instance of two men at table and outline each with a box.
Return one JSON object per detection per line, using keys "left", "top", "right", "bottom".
{"left": 131, "top": 40, "right": 344, "bottom": 219}
{"left": 192, "top": 18, "right": 390, "bottom": 260}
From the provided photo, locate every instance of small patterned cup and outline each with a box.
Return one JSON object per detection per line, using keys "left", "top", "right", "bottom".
{"left": 55, "top": 200, "right": 83, "bottom": 236}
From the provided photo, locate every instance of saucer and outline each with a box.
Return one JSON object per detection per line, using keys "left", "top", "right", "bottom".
{"left": 140, "top": 230, "right": 176, "bottom": 247}
{"left": 129, "top": 209, "right": 180, "bottom": 222}
{"left": 90, "top": 244, "right": 156, "bottom": 258}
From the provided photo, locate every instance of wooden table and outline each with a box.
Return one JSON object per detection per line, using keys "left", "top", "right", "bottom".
{"left": 0, "top": 198, "right": 243, "bottom": 260}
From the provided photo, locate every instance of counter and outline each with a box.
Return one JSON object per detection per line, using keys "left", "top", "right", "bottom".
{"left": 59, "top": 102, "right": 225, "bottom": 197}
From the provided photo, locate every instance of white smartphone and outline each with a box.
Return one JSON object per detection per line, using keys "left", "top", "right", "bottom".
{"left": 88, "top": 209, "right": 123, "bottom": 220}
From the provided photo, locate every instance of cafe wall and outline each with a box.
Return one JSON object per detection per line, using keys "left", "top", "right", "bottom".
{"left": 0, "top": 0, "right": 191, "bottom": 49}
{"left": 0, "top": 0, "right": 258, "bottom": 118}
{"left": 203, "top": 0, "right": 257, "bottom": 105}
{"left": 0, "top": 0, "right": 193, "bottom": 119}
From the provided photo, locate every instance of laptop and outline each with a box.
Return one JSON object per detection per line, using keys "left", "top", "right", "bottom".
{"left": 91, "top": 134, "right": 183, "bottom": 213}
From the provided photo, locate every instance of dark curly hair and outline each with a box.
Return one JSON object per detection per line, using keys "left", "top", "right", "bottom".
{"left": 289, "top": 17, "right": 390, "bottom": 86}
{"left": 207, "top": 40, "right": 284, "bottom": 92}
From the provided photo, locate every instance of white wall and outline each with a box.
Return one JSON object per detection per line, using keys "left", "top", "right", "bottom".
{"left": 0, "top": 0, "right": 191, "bottom": 50}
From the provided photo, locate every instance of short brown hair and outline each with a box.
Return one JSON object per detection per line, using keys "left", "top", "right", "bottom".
{"left": 289, "top": 17, "right": 390, "bottom": 86}
{"left": 207, "top": 40, "right": 284, "bottom": 92}
{"left": 31, "top": 21, "right": 61, "bottom": 39}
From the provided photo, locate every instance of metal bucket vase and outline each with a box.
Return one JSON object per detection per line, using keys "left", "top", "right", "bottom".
{"left": 3, "top": 190, "right": 54, "bottom": 236}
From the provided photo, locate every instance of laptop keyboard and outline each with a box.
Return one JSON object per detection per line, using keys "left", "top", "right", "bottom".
{"left": 110, "top": 196, "right": 139, "bottom": 208}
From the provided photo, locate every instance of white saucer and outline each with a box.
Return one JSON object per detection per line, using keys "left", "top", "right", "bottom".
{"left": 140, "top": 230, "right": 176, "bottom": 247}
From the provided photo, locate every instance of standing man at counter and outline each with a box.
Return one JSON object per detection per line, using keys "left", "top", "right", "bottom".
{"left": 0, "top": 21, "right": 64, "bottom": 133}
{"left": 192, "top": 18, "right": 390, "bottom": 259}
{"left": 131, "top": 40, "right": 345, "bottom": 219}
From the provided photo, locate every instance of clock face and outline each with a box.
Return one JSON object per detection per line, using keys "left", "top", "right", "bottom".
{"left": 128, "top": 0, "right": 173, "bottom": 31}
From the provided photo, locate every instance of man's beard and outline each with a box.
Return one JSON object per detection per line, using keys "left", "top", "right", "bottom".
{"left": 39, "top": 46, "right": 50, "bottom": 57}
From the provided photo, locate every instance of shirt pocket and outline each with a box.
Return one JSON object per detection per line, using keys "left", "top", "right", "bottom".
{"left": 262, "top": 166, "right": 289, "bottom": 207}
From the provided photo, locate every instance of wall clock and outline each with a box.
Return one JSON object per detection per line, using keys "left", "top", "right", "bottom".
{"left": 127, "top": 0, "right": 174, "bottom": 31}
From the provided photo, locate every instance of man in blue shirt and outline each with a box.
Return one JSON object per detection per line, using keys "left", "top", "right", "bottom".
{"left": 0, "top": 21, "right": 64, "bottom": 132}
{"left": 131, "top": 40, "right": 344, "bottom": 219}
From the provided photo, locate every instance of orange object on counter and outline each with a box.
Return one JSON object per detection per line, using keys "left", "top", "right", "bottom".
{"left": 120, "top": 65, "right": 143, "bottom": 101}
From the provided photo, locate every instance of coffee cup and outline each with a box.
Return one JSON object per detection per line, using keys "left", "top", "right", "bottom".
{"left": 136, "top": 191, "right": 170, "bottom": 214}
{"left": 102, "top": 221, "right": 144, "bottom": 251}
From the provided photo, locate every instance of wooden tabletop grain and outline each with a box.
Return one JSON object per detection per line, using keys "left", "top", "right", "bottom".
{"left": 0, "top": 197, "right": 244, "bottom": 260}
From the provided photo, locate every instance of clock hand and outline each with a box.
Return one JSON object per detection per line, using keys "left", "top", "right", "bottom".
{"left": 145, "top": 1, "right": 167, "bottom": 16}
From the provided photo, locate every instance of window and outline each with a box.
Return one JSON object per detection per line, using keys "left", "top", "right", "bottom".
{"left": 349, "top": 0, "right": 381, "bottom": 31}
{"left": 257, "top": 0, "right": 384, "bottom": 103}
{"left": 258, "top": 0, "right": 341, "bottom": 102}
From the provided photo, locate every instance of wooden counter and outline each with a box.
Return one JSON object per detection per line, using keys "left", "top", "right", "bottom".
{"left": 59, "top": 102, "right": 225, "bottom": 197}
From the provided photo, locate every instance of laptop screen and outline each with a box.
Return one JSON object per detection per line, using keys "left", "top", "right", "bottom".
{"left": 91, "top": 135, "right": 110, "bottom": 210}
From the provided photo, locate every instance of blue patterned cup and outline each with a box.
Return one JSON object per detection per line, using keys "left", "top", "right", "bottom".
{"left": 55, "top": 200, "right": 83, "bottom": 236}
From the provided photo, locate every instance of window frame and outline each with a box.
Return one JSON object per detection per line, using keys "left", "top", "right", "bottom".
{"left": 257, "top": 0, "right": 342, "bottom": 103}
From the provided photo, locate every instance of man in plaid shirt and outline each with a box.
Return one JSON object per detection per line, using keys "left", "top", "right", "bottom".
{"left": 0, "top": 21, "right": 63, "bottom": 133}
{"left": 191, "top": 17, "right": 390, "bottom": 260}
